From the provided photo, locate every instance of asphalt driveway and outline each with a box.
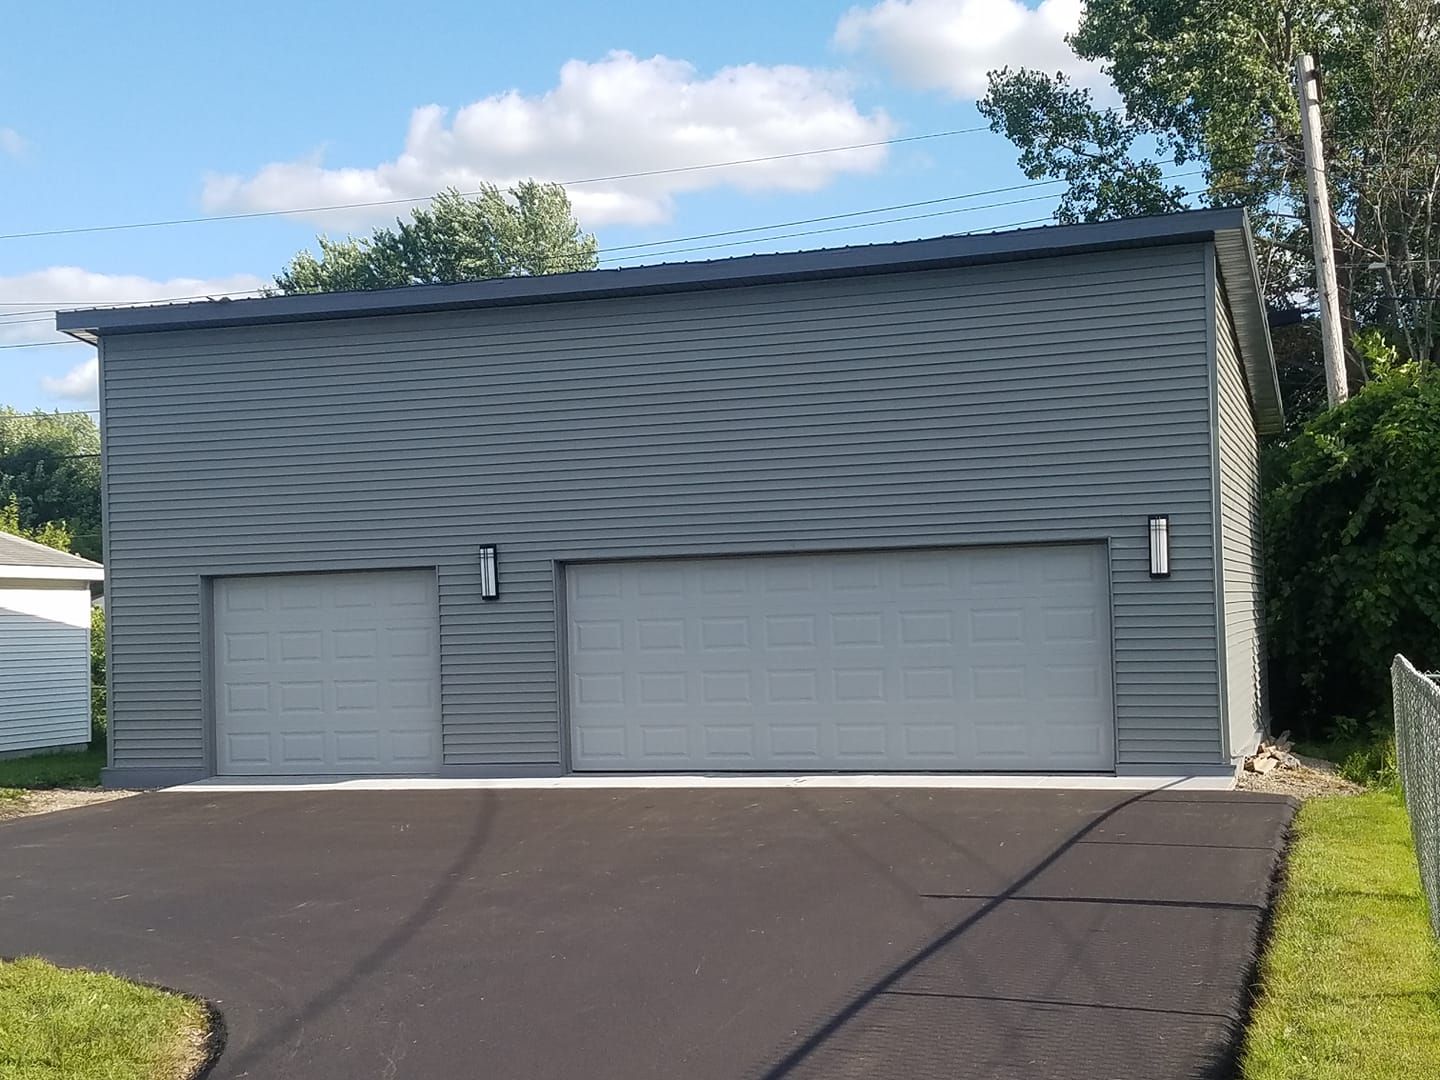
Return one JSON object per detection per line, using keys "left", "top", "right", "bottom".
{"left": 0, "top": 787, "right": 1294, "bottom": 1079}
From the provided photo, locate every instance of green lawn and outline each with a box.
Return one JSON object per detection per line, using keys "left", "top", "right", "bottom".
{"left": 1243, "top": 791, "right": 1440, "bottom": 1079}
{"left": 0, "top": 747, "right": 104, "bottom": 792}
{"left": 0, "top": 957, "right": 206, "bottom": 1080}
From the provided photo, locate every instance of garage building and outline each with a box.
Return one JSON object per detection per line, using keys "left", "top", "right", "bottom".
{"left": 59, "top": 208, "right": 1280, "bottom": 785}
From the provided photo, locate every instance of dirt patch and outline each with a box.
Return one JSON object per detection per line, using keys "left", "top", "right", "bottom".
{"left": 177, "top": 1002, "right": 218, "bottom": 1080}
{"left": 1236, "top": 756, "right": 1363, "bottom": 798}
{"left": 0, "top": 788, "right": 137, "bottom": 822}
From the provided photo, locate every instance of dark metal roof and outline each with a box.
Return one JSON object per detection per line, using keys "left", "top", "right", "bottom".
{"left": 56, "top": 207, "right": 1283, "bottom": 432}
{"left": 0, "top": 531, "right": 103, "bottom": 573}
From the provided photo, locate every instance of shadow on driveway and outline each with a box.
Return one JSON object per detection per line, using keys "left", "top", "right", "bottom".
{"left": 219, "top": 791, "right": 497, "bottom": 1078}
{"left": 0, "top": 786, "right": 1293, "bottom": 1079}
{"left": 756, "top": 787, "right": 1280, "bottom": 1079}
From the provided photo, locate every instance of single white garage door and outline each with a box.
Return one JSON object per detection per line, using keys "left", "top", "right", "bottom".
{"left": 567, "top": 545, "right": 1114, "bottom": 772}
{"left": 212, "top": 569, "right": 442, "bottom": 775}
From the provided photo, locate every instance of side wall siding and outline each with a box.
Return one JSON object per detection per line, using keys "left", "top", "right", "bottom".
{"left": 1215, "top": 280, "right": 1267, "bottom": 759}
{"left": 100, "top": 245, "right": 1224, "bottom": 773}
{"left": 0, "top": 583, "right": 92, "bottom": 754}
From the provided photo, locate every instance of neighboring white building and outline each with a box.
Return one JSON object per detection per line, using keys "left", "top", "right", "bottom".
{"left": 0, "top": 531, "right": 104, "bottom": 758}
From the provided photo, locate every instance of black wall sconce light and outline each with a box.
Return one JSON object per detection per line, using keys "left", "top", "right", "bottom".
{"left": 479, "top": 545, "right": 499, "bottom": 600}
{"left": 1148, "top": 515, "right": 1171, "bottom": 578}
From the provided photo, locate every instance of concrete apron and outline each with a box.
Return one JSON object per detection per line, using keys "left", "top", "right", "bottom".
{"left": 169, "top": 773, "right": 1235, "bottom": 793}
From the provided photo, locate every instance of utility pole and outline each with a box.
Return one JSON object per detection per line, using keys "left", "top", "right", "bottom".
{"left": 1295, "top": 52, "right": 1349, "bottom": 406}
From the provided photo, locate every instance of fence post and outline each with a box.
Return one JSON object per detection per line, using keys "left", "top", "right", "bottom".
{"left": 1393, "top": 653, "right": 1440, "bottom": 940}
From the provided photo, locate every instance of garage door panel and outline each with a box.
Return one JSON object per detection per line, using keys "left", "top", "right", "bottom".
{"left": 568, "top": 545, "right": 1114, "bottom": 772}
{"left": 213, "top": 570, "right": 442, "bottom": 775}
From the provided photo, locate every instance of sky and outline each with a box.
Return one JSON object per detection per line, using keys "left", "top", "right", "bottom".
{"left": 0, "top": 0, "right": 1122, "bottom": 414}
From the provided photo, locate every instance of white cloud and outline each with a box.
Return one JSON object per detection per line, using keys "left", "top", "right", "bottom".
{"left": 834, "top": 0, "right": 1105, "bottom": 99}
{"left": 41, "top": 357, "right": 99, "bottom": 401}
{"left": 1, "top": 268, "right": 266, "bottom": 404}
{"left": 202, "top": 51, "right": 896, "bottom": 229}
{"left": 0, "top": 128, "right": 25, "bottom": 158}
{"left": 0, "top": 267, "right": 267, "bottom": 347}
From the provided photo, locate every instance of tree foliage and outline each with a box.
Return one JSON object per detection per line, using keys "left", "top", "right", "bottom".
{"left": 91, "top": 604, "right": 106, "bottom": 743}
{"left": 979, "top": 0, "right": 1440, "bottom": 362}
{"left": 275, "top": 182, "right": 599, "bottom": 294}
{"left": 981, "top": 2, "right": 1440, "bottom": 739}
{"left": 0, "top": 410, "right": 100, "bottom": 558}
{"left": 1263, "top": 356, "right": 1440, "bottom": 736}
{"left": 0, "top": 495, "right": 72, "bottom": 552}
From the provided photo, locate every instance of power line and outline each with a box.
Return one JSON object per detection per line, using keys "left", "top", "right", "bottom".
{"left": 0, "top": 127, "right": 990, "bottom": 243}
{"left": 0, "top": 290, "right": 269, "bottom": 321}
{"left": 5, "top": 207, "right": 1208, "bottom": 415}
{"left": 601, "top": 213, "right": 1060, "bottom": 264}
{"left": 594, "top": 180, "right": 1075, "bottom": 257}
{"left": 600, "top": 183, "right": 1207, "bottom": 264}
{"left": 0, "top": 315, "right": 84, "bottom": 329}
{"left": 0, "top": 409, "right": 100, "bottom": 420}
{"left": 595, "top": 171, "right": 1201, "bottom": 259}
{"left": 3, "top": 204, "right": 1134, "bottom": 356}
{"left": 0, "top": 340, "right": 85, "bottom": 350}
{"left": 0, "top": 292, "right": 266, "bottom": 306}
{"left": 0, "top": 174, "right": 1205, "bottom": 343}
{"left": 0, "top": 177, "right": 1103, "bottom": 325}
{"left": 0, "top": 170, "right": 1107, "bottom": 323}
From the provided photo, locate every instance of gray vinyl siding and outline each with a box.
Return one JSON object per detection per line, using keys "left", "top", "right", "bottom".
{"left": 100, "top": 243, "right": 1224, "bottom": 772}
{"left": 0, "top": 582, "right": 92, "bottom": 755}
{"left": 1215, "top": 281, "right": 1267, "bottom": 759}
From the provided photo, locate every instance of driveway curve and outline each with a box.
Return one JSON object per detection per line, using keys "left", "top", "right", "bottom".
{"left": 0, "top": 787, "right": 1294, "bottom": 1079}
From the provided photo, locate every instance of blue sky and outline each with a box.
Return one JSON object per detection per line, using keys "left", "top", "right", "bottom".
{"left": 1, "top": 0, "right": 1114, "bottom": 413}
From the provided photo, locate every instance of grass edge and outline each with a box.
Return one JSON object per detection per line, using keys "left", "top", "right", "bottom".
{"left": 0, "top": 955, "right": 226, "bottom": 1080}
{"left": 1222, "top": 795, "right": 1301, "bottom": 1078}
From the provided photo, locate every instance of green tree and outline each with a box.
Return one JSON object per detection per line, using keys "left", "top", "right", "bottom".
{"left": 979, "top": 0, "right": 1440, "bottom": 364}
{"left": 91, "top": 604, "right": 106, "bottom": 744}
{"left": 1263, "top": 355, "right": 1440, "bottom": 737}
{"left": 0, "top": 410, "right": 100, "bottom": 559}
{"left": 275, "top": 182, "right": 599, "bottom": 294}
{"left": 0, "top": 494, "right": 73, "bottom": 552}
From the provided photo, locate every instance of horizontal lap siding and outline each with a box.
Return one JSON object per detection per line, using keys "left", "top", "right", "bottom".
{"left": 1216, "top": 282, "right": 1267, "bottom": 758}
{"left": 0, "top": 585, "right": 91, "bottom": 753}
{"left": 101, "top": 244, "right": 1222, "bottom": 771}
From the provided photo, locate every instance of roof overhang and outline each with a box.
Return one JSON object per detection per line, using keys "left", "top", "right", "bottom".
{"left": 1210, "top": 214, "right": 1285, "bottom": 434}
{"left": 0, "top": 564, "right": 105, "bottom": 583}
{"left": 57, "top": 207, "right": 1283, "bottom": 433}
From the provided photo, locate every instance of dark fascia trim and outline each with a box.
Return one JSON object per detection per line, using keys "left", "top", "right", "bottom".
{"left": 57, "top": 206, "right": 1281, "bottom": 432}
{"left": 59, "top": 208, "right": 1248, "bottom": 342}
{"left": 1211, "top": 213, "right": 1285, "bottom": 435}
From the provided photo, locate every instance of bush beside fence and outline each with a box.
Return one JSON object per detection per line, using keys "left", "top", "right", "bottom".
{"left": 1393, "top": 654, "right": 1440, "bottom": 940}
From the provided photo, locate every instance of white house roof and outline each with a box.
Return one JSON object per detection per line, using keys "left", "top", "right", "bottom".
{"left": 0, "top": 531, "right": 104, "bottom": 582}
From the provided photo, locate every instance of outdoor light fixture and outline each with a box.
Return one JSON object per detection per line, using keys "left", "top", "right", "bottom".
{"left": 1148, "top": 515, "right": 1171, "bottom": 578}
{"left": 479, "top": 545, "right": 499, "bottom": 600}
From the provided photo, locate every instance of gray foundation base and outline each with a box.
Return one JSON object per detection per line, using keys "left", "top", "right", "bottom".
{"left": 102, "top": 766, "right": 209, "bottom": 789}
{"left": 108, "top": 762, "right": 1237, "bottom": 787}
{"left": 437, "top": 763, "right": 565, "bottom": 779}
{"left": 104, "top": 763, "right": 565, "bottom": 787}
{"left": 1115, "top": 761, "right": 1238, "bottom": 778}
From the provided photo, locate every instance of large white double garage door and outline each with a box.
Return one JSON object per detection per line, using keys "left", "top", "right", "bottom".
{"left": 568, "top": 544, "right": 1115, "bottom": 772}
{"left": 210, "top": 545, "right": 1114, "bottom": 776}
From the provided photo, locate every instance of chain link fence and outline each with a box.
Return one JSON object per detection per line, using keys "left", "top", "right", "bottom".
{"left": 1393, "top": 654, "right": 1440, "bottom": 940}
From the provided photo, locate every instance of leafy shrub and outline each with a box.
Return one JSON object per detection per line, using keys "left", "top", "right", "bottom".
{"left": 1264, "top": 359, "right": 1440, "bottom": 739}
{"left": 0, "top": 493, "right": 72, "bottom": 551}
{"left": 1338, "top": 739, "right": 1400, "bottom": 790}
{"left": 90, "top": 603, "right": 106, "bottom": 746}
